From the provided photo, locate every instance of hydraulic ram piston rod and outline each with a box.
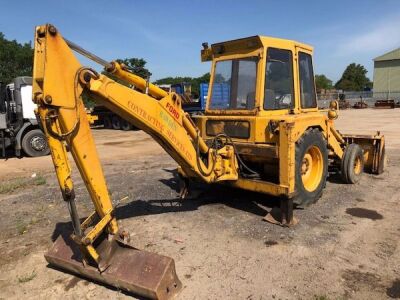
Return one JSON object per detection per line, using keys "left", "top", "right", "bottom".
{"left": 64, "top": 38, "right": 112, "bottom": 69}
{"left": 64, "top": 38, "right": 168, "bottom": 99}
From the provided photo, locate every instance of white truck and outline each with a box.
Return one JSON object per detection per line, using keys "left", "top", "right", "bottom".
{"left": 0, "top": 76, "right": 49, "bottom": 157}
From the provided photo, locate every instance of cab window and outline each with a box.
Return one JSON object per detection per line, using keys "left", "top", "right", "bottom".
{"left": 264, "top": 48, "right": 294, "bottom": 110}
{"left": 209, "top": 57, "right": 258, "bottom": 110}
{"left": 299, "top": 52, "right": 317, "bottom": 108}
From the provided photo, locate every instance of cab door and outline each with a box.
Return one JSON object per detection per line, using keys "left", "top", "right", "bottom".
{"left": 295, "top": 46, "right": 318, "bottom": 112}
{"left": 263, "top": 47, "right": 295, "bottom": 112}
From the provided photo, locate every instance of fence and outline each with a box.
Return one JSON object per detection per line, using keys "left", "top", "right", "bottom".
{"left": 317, "top": 91, "right": 400, "bottom": 108}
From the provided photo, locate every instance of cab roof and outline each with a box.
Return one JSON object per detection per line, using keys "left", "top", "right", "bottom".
{"left": 201, "top": 35, "right": 313, "bottom": 61}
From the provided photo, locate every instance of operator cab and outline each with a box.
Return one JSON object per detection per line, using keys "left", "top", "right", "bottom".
{"left": 197, "top": 36, "right": 318, "bottom": 144}
{"left": 201, "top": 35, "right": 317, "bottom": 116}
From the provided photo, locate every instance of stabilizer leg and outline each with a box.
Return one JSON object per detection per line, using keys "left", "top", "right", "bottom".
{"left": 264, "top": 197, "right": 298, "bottom": 227}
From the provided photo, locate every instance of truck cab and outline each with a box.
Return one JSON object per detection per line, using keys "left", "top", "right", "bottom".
{"left": 0, "top": 76, "right": 49, "bottom": 157}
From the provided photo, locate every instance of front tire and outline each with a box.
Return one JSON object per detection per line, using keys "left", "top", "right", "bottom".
{"left": 22, "top": 129, "right": 50, "bottom": 157}
{"left": 341, "top": 143, "right": 364, "bottom": 184}
{"left": 376, "top": 145, "right": 386, "bottom": 175}
{"left": 293, "top": 128, "right": 328, "bottom": 207}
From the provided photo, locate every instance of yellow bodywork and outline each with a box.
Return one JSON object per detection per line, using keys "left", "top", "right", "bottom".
{"left": 86, "top": 112, "right": 98, "bottom": 125}
{"left": 32, "top": 24, "right": 385, "bottom": 297}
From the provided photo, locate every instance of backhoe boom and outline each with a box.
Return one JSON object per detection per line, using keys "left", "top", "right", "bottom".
{"left": 32, "top": 24, "right": 237, "bottom": 299}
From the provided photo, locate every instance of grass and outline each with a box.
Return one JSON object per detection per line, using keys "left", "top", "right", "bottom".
{"left": 33, "top": 175, "right": 46, "bottom": 186}
{"left": 29, "top": 216, "right": 39, "bottom": 225}
{"left": 16, "top": 219, "right": 28, "bottom": 235}
{"left": 15, "top": 205, "right": 49, "bottom": 235}
{"left": 14, "top": 204, "right": 49, "bottom": 235}
{"left": 0, "top": 179, "right": 27, "bottom": 194}
{"left": 313, "top": 296, "right": 329, "bottom": 300}
{"left": 0, "top": 175, "right": 47, "bottom": 194}
{"left": 17, "top": 270, "right": 36, "bottom": 283}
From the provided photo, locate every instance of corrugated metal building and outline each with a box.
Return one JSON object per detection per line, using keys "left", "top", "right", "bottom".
{"left": 373, "top": 48, "right": 400, "bottom": 99}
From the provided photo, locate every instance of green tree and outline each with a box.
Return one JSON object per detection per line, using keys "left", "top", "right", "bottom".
{"left": 0, "top": 32, "right": 33, "bottom": 83}
{"left": 315, "top": 74, "right": 333, "bottom": 91}
{"left": 335, "top": 63, "right": 371, "bottom": 91}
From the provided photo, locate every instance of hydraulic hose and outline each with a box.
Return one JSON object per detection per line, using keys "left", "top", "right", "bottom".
{"left": 195, "top": 130, "right": 216, "bottom": 177}
{"left": 195, "top": 131, "right": 260, "bottom": 179}
{"left": 213, "top": 133, "right": 259, "bottom": 177}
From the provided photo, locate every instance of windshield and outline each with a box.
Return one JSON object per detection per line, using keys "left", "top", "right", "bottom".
{"left": 209, "top": 57, "right": 258, "bottom": 110}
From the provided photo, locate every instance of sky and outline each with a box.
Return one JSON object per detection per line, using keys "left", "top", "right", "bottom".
{"left": 1, "top": 0, "right": 400, "bottom": 82}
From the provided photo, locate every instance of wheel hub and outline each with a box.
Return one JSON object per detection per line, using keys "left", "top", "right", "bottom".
{"left": 354, "top": 156, "right": 362, "bottom": 175}
{"left": 30, "top": 136, "right": 47, "bottom": 152}
{"left": 301, "top": 153, "right": 313, "bottom": 177}
{"left": 301, "top": 146, "right": 323, "bottom": 192}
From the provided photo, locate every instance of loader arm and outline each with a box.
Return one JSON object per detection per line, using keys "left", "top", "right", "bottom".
{"left": 32, "top": 24, "right": 238, "bottom": 299}
{"left": 86, "top": 67, "right": 238, "bottom": 183}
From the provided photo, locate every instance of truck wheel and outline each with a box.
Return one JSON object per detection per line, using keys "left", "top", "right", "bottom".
{"left": 22, "top": 129, "right": 50, "bottom": 157}
{"left": 103, "top": 116, "right": 112, "bottom": 129}
{"left": 121, "top": 119, "right": 132, "bottom": 131}
{"left": 112, "top": 115, "right": 121, "bottom": 130}
{"left": 341, "top": 144, "right": 364, "bottom": 184}
{"left": 293, "top": 128, "right": 328, "bottom": 207}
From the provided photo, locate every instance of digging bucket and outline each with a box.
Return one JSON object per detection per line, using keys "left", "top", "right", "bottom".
{"left": 45, "top": 234, "right": 182, "bottom": 299}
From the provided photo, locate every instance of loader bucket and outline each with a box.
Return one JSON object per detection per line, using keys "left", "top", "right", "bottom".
{"left": 45, "top": 234, "right": 182, "bottom": 300}
{"left": 342, "top": 132, "right": 386, "bottom": 175}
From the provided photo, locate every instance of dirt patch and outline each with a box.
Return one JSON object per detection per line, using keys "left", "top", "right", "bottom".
{"left": 264, "top": 240, "right": 278, "bottom": 247}
{"left": 346, "top": 207, "right": 383, "bottom": 220}
{"left": 342, "top": 269, "right": 383, "bottom": 292}
{"left": 103, "top": 140, "right": 144, "bottom": 147}
{"left": 0, "top": 109, "right": 399, "bottom": 299}
{"left": 387, "top": 279, "right": 400, "bottom": 298}
{"left": 103, "top": 141, "right": 126, "bottom": 146}
{"left": 64, "top": 277, "right": 82, "bottom": 291}
{"left": 0, "top": 130, "right": 161, "bottom": 180}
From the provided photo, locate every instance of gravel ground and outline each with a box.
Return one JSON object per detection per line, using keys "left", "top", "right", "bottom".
{"left": 0, "top": 108, "right": 399, "bottom": 300}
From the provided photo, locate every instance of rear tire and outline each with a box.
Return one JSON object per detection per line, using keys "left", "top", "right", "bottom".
{"left": 341, "top": 144, "right": 364, "bottom": 184}
{"left": 121, "top": 119, "right": 132, "bottom": 131}
{"left": 112, "top": 115, "right": 121, "bottom": 130}
{"left": 22, "top": 129, "right": 50, "bottom": 157}
{"left": 293, "top": 128, "right": 328, "bottom": 207}
{"left": 103, "top": 115, "right": 112, "bottom": 129}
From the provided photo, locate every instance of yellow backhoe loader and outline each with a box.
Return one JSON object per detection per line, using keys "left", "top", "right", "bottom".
{"left": 32, "top": 24, "right": 385, "bottom": 299}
